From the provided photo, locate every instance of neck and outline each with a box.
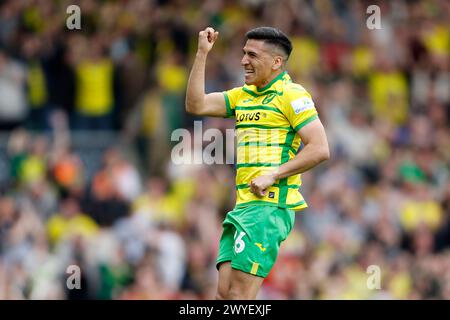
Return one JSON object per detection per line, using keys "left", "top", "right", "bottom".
{"left": 256, "top": 70, "right": 284, "bottom": 89}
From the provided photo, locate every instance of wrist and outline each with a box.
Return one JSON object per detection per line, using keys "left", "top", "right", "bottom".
{"left": 196, "top": 50, "right": 208, "bottom": 59}
{"left": 270, "top": 168, "right": 281, "bottom": 181}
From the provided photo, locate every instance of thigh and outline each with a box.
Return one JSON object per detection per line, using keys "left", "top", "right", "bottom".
{"left": 216, "top": 262, "right": 231, "bottom": 300}
{"left": 216, "top": 217, "right": 235, "bottom": 268}
{"left": 230, "top": 206, "right": 295, "bottom": 278}
{"left": 228, "top": 267, "right": 264, "bottom": 300}
{"left": 216, "top": 215, "right": 237, "bottom": 299}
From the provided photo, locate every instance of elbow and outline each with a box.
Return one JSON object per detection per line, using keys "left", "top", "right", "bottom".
{"left": 185, "top": 99, "right": 203, "bottom": 116}
{"left": 316, "top": 146, "right": 330, "bottom": 164}
{"left": 185, "top": 100, "right": 194, "bottom": 114}
{"left": 185, "top": 103, "right": 194, "bottom": 115}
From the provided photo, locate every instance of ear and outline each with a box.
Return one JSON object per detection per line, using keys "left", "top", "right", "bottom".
{"left": 272, "top": 56, "right": 283, "bottom": 70}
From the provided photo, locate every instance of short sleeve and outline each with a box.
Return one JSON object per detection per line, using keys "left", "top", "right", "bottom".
{"left": 223, "top": 87, "right": 242, "bottom": 118}
{"left": 283, "top": 84, "right": 319, "bottom": 132}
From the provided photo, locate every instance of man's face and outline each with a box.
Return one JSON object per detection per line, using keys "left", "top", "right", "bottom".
{"left": 241, "top": 39, "right": 280, "bottom": 87}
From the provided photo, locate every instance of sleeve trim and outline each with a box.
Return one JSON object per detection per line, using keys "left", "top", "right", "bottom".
{"left": 294, "top": 114, "right": 319, "bottom": 132}
{"left": 223, "top": 92, "right": 234, "bottom": 118}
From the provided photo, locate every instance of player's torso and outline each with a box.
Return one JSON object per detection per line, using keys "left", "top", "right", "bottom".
{"left": 234, "top": 83, "right": 300, "bottom": 170}
{"left": 233, "top": 84, "right": 303, "bottom": 207}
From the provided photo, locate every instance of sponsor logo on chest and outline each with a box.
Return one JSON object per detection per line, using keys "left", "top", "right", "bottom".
{"left": 236, "top": 111, "right": 262, "bottom": 123}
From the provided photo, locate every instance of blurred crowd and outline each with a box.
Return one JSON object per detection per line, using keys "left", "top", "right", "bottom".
{"left": 0, "top": 0, "right": 449, "bottom": 299}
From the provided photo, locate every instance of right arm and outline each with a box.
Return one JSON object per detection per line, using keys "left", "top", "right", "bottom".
{"left": 185, "top": 27, "right": 227, "bottom": 117}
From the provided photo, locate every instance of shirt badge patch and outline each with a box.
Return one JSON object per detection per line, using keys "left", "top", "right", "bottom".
{"left": 291, "top": 97, "right": 315, "bottom": 114}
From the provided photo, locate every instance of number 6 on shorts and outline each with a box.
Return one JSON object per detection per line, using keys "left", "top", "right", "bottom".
{"left": 234, "top": 231, "right": 246, "bottom": 253}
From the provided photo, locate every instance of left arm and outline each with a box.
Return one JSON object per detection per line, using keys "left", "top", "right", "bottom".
{"left": 249, "top": 119, "right": 330, "bottom": 197}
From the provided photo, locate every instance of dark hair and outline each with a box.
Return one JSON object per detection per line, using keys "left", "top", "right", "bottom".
{"left": 245, "top": 27, "right": 293, "bottom": 59}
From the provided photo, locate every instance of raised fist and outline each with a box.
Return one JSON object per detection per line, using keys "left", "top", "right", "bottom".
{"left": 198, "top": 27, "right": 219, "bottom": 54}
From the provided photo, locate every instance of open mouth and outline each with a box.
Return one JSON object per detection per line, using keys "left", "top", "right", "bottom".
{"left": 245, "top": 70, "right": 254, "bottom": 75}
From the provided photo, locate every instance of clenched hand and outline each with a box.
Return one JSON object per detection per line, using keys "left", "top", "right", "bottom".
{"left": 198, "top": 27, "right": 219, "bottom": 54}
{"left": 249, "top": 173, "right": 277, "bottom": 197}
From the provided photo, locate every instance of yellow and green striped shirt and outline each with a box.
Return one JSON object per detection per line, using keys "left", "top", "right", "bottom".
{"left": 224, "top": 71, "right": 318, "bottom": 211}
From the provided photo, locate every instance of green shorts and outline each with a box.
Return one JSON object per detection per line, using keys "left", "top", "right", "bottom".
{"left": 216, "top": 205, "right": 295, "bottom": 278}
